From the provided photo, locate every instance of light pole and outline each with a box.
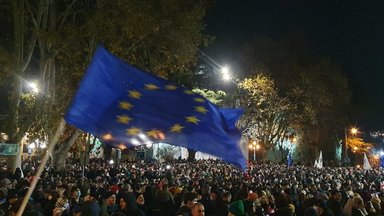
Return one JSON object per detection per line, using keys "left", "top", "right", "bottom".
{"left": 249, "top": 141, "right": 260, "bottom": 161}
{"left": 344, "top": 127, "right": 358, "bottom": 163}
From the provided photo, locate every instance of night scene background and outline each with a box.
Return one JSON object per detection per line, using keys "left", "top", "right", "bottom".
{"left": 0, "top": 0, "right": 383, "bottom": 166}
{"left": 204, "top": 0, "right": 384, "bottom": 131}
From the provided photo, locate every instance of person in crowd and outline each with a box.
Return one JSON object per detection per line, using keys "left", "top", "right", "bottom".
{"left": 191, "top": 202, "right": 205, "bottom": 216}
{"left": 100, "top": 191, "right": 118, "bottom": 216}
{"left": 114, "top": 192, "right": 144, "bottom": 216}
{"left": 134, "top": 192, "right": 149, "bottom": 215}
{"left": 304, "top": 207, "right": 319, "bottom": 216}
{"left": 69, "top": 187, "right": 84, "bottom": 216}
{"left": 214, "top": 191, "right": 232, "bottom": 216}
{"left": 75, "top": 188, "right": 101, "bottom": 216}
{"left": 371, "top": 197, "right": 382, "bottom": 216}
{"left": 327, "top": 190, "right": 343, "bottom": 216}
{"left": 351, "top": 196, "right": 367, "bottom": 216}
{"left": 315, "top": 199, "right": 335, "bottom": 216}
{"left": 228, "top": 200, "right": 246, "bottom": 216}
{"left": 6, "top": 157, "right": 384, "bottom": 216}
{"left": 175, "top": 191, "right": 199, "bottom": 216}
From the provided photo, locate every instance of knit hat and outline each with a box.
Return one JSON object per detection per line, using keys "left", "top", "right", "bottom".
{"left": 228, "top": 200, "right": 245, "bottom": 216}
{"left": 0, "top": 178, "right": 11, "bottom": 188}
{"left": 247, "top": 193, "right": 258, "bottom": 201}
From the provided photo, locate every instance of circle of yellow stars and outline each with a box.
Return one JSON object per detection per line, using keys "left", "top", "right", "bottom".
{"left": 110, "top": 82, "right": 209, "bottom": 142}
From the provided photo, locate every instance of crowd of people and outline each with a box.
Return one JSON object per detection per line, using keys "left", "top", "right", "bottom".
{"left": 1, "top": 158, "right": 384, "bottom": 216}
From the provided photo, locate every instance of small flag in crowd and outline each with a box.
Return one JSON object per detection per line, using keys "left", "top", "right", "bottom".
{"left": 65, "top": 46, "right": 246, "bottom": 169}
{"left": 287, "top": 152, "right": 293, "bottom": 167}
{"left": 381, "top": 154, "right": 384, "bottom": 168}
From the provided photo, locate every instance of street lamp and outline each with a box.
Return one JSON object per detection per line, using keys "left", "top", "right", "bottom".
{"left": 249, "top": 141, "right": 260, "bottom": 161}
{"left": 28, "top": 82, "right": 39, "bottom": 93}
{"left": 221, "top": 66, "right": 231, "bottom": 81}
{"left": 344, "top": 127, "right": 359, "bottom": 163}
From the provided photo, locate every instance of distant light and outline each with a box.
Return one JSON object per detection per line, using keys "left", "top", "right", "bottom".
{"left": 103, "top": 133, "right": 113, "bottom": 141}
{"left": 0, "top": 133, "right": 9, "bottom": 141}
{"left": 118, "top": 144, "right": 126, "bottom": 150}
{"left": 130, "top": 138, "right": 140, "bottom": 146}
{"left": 158, "top": 132, "right": 165, "bottom": 140}
{"left": 220, "top": 66, "right": 232, "bottom": 81}
{"left": 223, "top": 73, "right": 231, "bottom": 81}
{"left": 350, "top": 127, "right": 358, "bottom": 135}
{"left": 109, "top": 160, "right": 114, "bottom": 164}
{"left": 221, "top": 66, "right": 229, "bottom": 74}
{"left": 29, "top": 82, "right": 39, "bottom": 93}
{"left": 138, "top": 133, "right": 146, "bottom": 140}
{"left": 166, "top": 165, "right": 171, "bottom": 169}
{"left": 356, "top": 165, "right": 360, "bottom": 169}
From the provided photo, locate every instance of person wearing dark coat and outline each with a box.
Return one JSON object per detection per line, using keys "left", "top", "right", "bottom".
{"left": 327, "top": 190, "right": 343, "bottom": 216}
{"left": 214, "top": 191, "right": 232, "bottom": 216}
{"left": 315, "top": 199, "right": 335, "bottom": 216}
{"left": 113, "top": 192, "right": 145, "bottom": 216}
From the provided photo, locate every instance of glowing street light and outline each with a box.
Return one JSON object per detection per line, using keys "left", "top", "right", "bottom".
{"left": 221, "top": 66, "right": 231, "bottom": 81}
{"left": 350, "top": 127, "right": 358, "bottom": 135}
{"left": 249, "top": 141, "right": 260, "bottom": 161}
{"left": 28, "top": 82, "right": 39, "bottom": 93}
{"left": 343, "top": 126, "right": 359, "bottom": 162}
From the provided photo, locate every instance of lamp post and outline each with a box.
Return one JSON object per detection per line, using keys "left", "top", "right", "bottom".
{"left": 344, "top": 127, "right": 358, "bottom": 163}
{"left": 249, "top": 141, "right": 260, "bottom": 161}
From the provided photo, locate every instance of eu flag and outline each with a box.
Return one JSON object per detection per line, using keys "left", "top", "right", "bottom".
{"left": 65, "top": 46, "right": 246, "bottom": 169}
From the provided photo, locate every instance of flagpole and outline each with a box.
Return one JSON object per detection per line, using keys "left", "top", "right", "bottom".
{"left": 16, "top": 119, "right": 66, "bottom": 216}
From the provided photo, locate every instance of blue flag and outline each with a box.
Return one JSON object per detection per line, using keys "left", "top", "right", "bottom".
{"left": 287, "top": 152, "right": 293, "bottom": 167}
{"left": 65, "top": 46, "right": 246, "bottom": 169}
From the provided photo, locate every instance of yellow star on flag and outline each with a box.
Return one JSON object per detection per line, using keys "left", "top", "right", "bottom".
{"left": 195, "top": 106, "right": 208, "bottom": 114}
{"left": 194, "top": 98, "right": 205, "bottom": 103}
{"left": 165, "top": 85, "right": 177, "bottom": 90}
{"left": 126, "top": 127, "right": 140, "bottom": 136}
{"left": 183, "top": 90, "right": 194, "bottom": 95}
{"left": 119, "top": 101, "right": 133, "bottom": 110}
{"left": 128, "top": 90, "right": 142, "bottom": 99}
{"left": 170, "top": 124, "right": 184, "bottom": 133}
{"left": 185, "top": 116, "right": 200, "bottom": 124}
{"left": 116, "top": 115, "right": 132, "bottom": 124}
{"left": 145, "top": 83, "right": 160, "bottom": 90}
{"left": 146, "top": 129, "right": 162, "bottom": 138}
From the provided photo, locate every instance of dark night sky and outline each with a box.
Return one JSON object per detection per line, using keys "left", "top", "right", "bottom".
{"left": 204, "top": 0, "right": 384, "bottom": 131}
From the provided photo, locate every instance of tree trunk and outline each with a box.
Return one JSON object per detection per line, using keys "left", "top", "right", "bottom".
{"left": 52, "top": 129, "right": 81, "bottom": 171}
{"left": 187, "top": 148, "right": 196, "bottom": 161}
{"left": 104, "top": 145, "right": 112, "bottom": 161}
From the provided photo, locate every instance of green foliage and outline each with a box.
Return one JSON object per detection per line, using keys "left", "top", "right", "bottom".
{"left": 0, "top": 0, "right": 211, "bottom": 168}
{"left": 233, "top": 33, "right": 352, "bottom": 161}
{"left": 192, "top": 88, "right": 226, "bottom": 105}
{"left": 237, "top": 73, "right": 296, "bottom": 149}
{"left": 347, "top": 137, "right": 373, "bottom": 154}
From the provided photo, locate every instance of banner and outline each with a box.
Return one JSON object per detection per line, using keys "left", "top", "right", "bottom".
{"left": 0, "top": 143, "right": 19, "bottom": 155}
